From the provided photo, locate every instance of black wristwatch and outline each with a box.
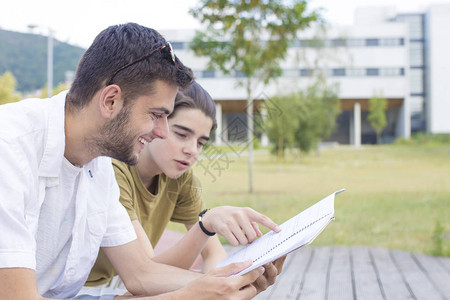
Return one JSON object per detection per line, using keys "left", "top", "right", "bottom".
{"left": 198, "top": 209, "right": 216, "bottom": 236}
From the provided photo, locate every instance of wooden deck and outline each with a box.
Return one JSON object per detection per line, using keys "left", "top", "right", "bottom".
{"left": 156, "top": 231, "right": 450, "bottom": 300}
{"left": 240, "top": 245, "right": 450, "bottom": 300}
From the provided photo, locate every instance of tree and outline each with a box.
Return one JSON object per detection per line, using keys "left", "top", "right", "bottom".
{"left": 190, "top": 0, "right": 320, "bottom": 192}
{"left": 0, "top": 71, "right": 20, "bottom": 105}
{"left": 0, "top": 29, "right": 84, "bottom": 93}
{"left": 265, "top": 93, "right": 301, "bottom": 162}
{"left": 266, "top": 76, "right": 340, "bottom": 160}
{"left": 296, "top": 76, "right": 340, "bottom": 154}
{"left": 39, "top": 82, "right": 70, "bottom": 98}
{"left": 368, "top": 93, "right": 387, "bottom": 144}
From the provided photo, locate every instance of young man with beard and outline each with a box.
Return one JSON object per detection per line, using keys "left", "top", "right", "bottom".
{"left": 0, "top": 23, "right": 281, "bottom": 299}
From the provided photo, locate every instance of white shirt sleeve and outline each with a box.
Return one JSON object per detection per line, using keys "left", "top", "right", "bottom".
{"left": 0, "top": 138, "right": 37, "bottom": 269}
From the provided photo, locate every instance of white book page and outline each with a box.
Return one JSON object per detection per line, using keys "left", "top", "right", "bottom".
{"left": 217, "top": 189, "right": 345, "bottom": 276}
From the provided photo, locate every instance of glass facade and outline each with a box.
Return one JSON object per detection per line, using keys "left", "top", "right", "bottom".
{"left": 393, "top": 13, "right": 426, "bottom": 128}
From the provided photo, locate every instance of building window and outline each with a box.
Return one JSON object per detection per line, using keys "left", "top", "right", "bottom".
{"left": 193, "top": 70, "right": 203, "bottom": 78}
{"left": 347, "top": 38, "right": 365, "bottom": 47}
{"left": 410, "top": 69, "right": 424, "bottom": 94}
{"left": 347, "top": 68, "right": 365, "bottom": 77}
{"left": 380, "top": 68, "right": 404, "bottom": 76}
{"left": 299, "top": 69, "right": 311, "bottom": 77}
{"left": 395, "top": 14, "right": 424, "bottom": 40}
{"left": 235, "top": 70, "right": 247, "bottom": 78}
{"left": 202, "top": 70, "right": 215, "bottom": 78}
{"left": 291, "top": 39, "right": 302, "bottom": 47}
{"left": 332, "top": 68, "right": 346, "bottom": 77}
{"left": 171, "top": 42, "right": 185, "bottom": 50}
{"left": 379, "top": 38, "right": 404, "bottom": 46}
{"left": 283, "top": 69, "right": 299, "bottom": 77}
{"left": 366, "top": 38, "right": 379, "bottom": 46}
{"left": 331, "top": 38, "right": 347, "bottom": 47}
{"left": 410, "top": 42, "right": 424, "bottom": 67}
{"left": 366, "top": 68, "right": 379, "bottom": 76}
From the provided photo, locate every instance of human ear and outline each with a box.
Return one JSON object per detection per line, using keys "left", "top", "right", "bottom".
{"left": 99, "top": 84, "right": 123, "bottom": 118}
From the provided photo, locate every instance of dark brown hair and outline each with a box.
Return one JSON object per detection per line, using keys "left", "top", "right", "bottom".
{"left": 66, "top": 23, "right": 193, "bottom": 109}
{"left": 171, "top": 81, "right": 217, "bottom": 132}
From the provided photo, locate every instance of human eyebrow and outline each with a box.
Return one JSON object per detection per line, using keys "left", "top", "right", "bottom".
{"left": 172, "top": 124, "right": 194, "bottom": 134}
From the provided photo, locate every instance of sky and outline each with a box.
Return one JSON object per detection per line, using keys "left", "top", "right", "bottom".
{"left": 1, "top": 0, "right": 449, "bottom": 49}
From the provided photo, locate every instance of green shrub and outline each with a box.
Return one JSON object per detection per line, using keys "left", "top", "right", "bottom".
{"left": 395, "top": 133, "right": 450, "bottom": 146}
{"left": 430, "top": 220, "right": 444, "bottom": 256}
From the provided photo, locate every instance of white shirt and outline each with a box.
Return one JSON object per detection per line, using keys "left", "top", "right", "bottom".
{"left": 0, "top": 92, "right": 137, "bottom": 298}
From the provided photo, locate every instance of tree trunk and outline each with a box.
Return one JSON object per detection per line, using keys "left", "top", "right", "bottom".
{"left": 277, "top": 136, "right": 284, "bottom": 163}
{"left": 246, "top": 79, "right": 254, "bottom": 193}
{"left": 376, "top": 131, "right": 382, "bottom": 144}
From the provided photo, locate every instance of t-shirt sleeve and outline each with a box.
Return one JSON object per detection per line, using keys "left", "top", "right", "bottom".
{"left": 0, "top": 138, "right": 37, "bottom": 269}
{"left": 170, "top": 169, "right": 206, "bottom": 225}
{"left": 100, "top": 161, "right": 137, "bottom": 247}
{"left": 112, "top": 160, "right": 138, "bottom": 221}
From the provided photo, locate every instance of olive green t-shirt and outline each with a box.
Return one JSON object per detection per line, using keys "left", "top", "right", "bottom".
{"left": 85, "top": 159, "right": 205, "bottom": 286}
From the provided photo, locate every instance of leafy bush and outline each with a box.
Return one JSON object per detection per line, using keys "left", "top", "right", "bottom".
{"left": 394, "top": 133, "right": 450, "bottom": 146}
{"left": 430, "top": 220, "right": 450, "bottom": 257}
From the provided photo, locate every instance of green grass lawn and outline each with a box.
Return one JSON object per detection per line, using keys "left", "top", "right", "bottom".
{"left": 169, "top": 144, "right": 450, "bottom": 256}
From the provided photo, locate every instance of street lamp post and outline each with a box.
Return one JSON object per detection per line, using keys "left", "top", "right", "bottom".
{"left": 28, "top": 25, "right": 53, "bottom": 98}
{"left": 47, "top": 29, "right": 53, "bottom": 98}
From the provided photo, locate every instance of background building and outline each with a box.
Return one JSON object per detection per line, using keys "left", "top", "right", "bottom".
{"left": 161, "top": 3, "right": 450, "bottom": 146}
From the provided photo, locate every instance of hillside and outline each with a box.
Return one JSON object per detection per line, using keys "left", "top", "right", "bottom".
{"left": 0, "top": 29, "right": 85, "bottom": 92}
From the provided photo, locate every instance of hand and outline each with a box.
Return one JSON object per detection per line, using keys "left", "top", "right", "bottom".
{"left": 201, "top": 206, "right": 281, "bottom": 246}
{"left": 252, "top": 255, "right": 287, "bottom": 294}
{"left": 180, "top": 260, "right": 264, "bottom": 300}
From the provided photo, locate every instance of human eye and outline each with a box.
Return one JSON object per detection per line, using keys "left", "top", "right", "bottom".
{"left": 198, "top": 140, "right": 207, "bottom": 148}
{"left": 152, "top": 112, "right": 163, "bottom": 119}
{"left": 175, "top": 131, "right": 187, "bottom": 139}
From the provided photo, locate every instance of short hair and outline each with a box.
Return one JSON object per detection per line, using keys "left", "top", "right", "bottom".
{"left": 171, "top": 81, "right": 217, "bottom": 132}
{"left": 66, "top": 23, "right": 193, "bottom": 109}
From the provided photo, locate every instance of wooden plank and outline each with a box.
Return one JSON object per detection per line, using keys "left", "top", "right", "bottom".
{"left": 370, "top": 247, "right": 412, "bottom": 299}
{"left": 390, "top": 250, "right": 445, "bottom": 300}
{"left": 227, "top": 245, "right": 450, "bottom": 300}
{"left": 327, "top": 246, "right": 354, "bottom": 300}
{"left": 412, "top": 253, "right": 450, "bottom": 299}
{"left": 298, "top": 246, "right": 331, "bottom": 300}
{"left": 351, "top": 246, "right": 384, "bottom": 300}
{"left": 257, "top": 246, "right": 313, "bottom": 299}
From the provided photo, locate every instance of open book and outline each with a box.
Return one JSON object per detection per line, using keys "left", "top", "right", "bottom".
{"left": 217, "top": 189, "right": 345, "bottom": 276}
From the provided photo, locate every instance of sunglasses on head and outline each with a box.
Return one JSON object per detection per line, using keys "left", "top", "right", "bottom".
{"left": 107, "top": 41, "right": 175, "bottom": 85}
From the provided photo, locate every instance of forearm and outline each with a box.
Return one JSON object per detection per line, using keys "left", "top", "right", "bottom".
{"left": 112, "top": 289, "right": 189, "bottom": 300}
{"left": 152, "top": 223, "right": 209, "bottom": 269}
{"left": 200, "top": 236, "right": 228, "bottom": 273}
{"left": 128, "top": 263, "right": 202, "bottom": 296}
{"left": 0, "top": 268, "right": 60, "bottom": 300}
{"left": 103, "top": 241, "right": 202, "bottom": 296}
{"left": 115, "top": 261, "right": 264, "bottom": 300}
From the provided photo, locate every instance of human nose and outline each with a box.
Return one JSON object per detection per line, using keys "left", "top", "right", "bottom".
{"left": 152, "top": 117, "right": 169, "bottom": 139}
{"left": 183, "top": 139, "right": 199, "bottom": 158}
